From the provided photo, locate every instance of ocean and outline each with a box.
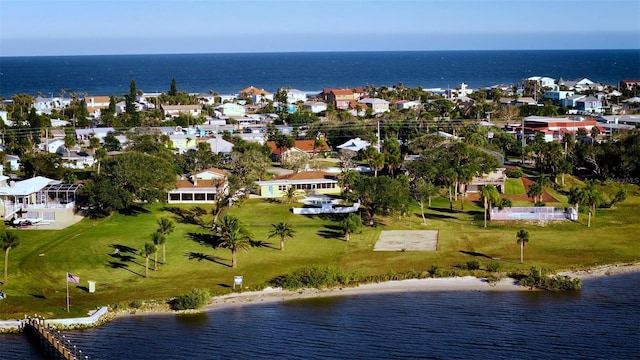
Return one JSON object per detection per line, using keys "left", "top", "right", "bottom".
{"left": 1, "top": 50, "right": 639, "bottom": 99}
{"left": 3, "top": 272, "right": 639, "bottom": 359}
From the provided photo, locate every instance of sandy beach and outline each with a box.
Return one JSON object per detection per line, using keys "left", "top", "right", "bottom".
{"left": 202, "top": 262, "right": 640, "bottom": 312}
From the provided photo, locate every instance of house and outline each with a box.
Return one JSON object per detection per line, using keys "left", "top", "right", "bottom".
{"left": 41, "top": 139, "right": 65, "bottom": 154}
{"left": 169, "top": 134, "right": 198, "bottom": 153}
{"left": 467, "top": 168, "right": 507, "bottom": 193}
{"left": 514, "top": 97, "right": 538, "bottom": 106}
{"left": 304, "top": 101, "right": 328, "bottom": 113}
{"left": 337, "top": 137, "right": 370, "bottom": 152}
{"left": 527, "top": 76, "right": 556, "bottom": 89}
{"left": 202, "top": 137, "right": 234, "bottom": 154}
{"left": 83, "top": 96, "right": 111, "bottom": 117}
{"left": 562, "top": 94, "right": 587, "bottom": 108}
{"left": 5, "top": 155, "right": 20, "bottom": 171}
{"left": 358, "top": 98, "right": 390, "bottom": 113}
{"left": 0, "top": 176, "right": 82, "bottom": 226}
{"left": 445, "top": 83, "right": 474, "bottom": 100}
{"left": 255, "top": 171, "right": 340, "bottom": 198}
{"left": 266, "top": 139, "right": 331, "bottom": 161}
{"left": 323, "top": 89, "right": 358, "bottom": 110}
{"left": 161, "top": 104, "right": 202, "bottom": 118}
{"left": 239, "top": 86, "right": 274, "bottom": 104}
{"left": 576, "top": 96, "right": 604, "bottom": 114}
{"left": 543, "top": 90, "right": 574, "bottom": 105}
{"left": 219, "top": 103, "right": 246, "bottom": 117}
{"left": 284, "top": 88, "right": 308, "bottom": 104}
{"left": 515, "top": 116, "right": 598, "bottom": 142}
{"left": 395, "top": 100, "right": 422, "bottom": 111}
{"left": 167, "top": 168, "right": 229, "bottom": 203}
{"left": 619, "top": 80, "right": 640, "bottom": 91}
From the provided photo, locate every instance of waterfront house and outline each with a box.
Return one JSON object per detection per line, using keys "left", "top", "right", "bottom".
{"left": 167, "top": 168, "right": 229, "bottom": 204}
{"left": 83, "top": 96, "right": 111, "bottom": 117}
{"left": 394, "top": 100, "right": 422, "bottom": 111}
{"left": 527, "top": 76, "right": 556, "bottom": 89}
{"left": 284, "top": 88, "right": 308, "bottom": 104}
{"left": 255, "top": 171, "right": 340, "bottom": 198}
{"left": 0, "top": 175, "right": 82, "bottom": 225}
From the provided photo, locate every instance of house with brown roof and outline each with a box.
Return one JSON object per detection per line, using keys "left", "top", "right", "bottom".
{"left": 239, "top": 86, "right": 274, "bottom": 104}
{"left": 323, "top": 88, "right": 359, "bottom": 110}
{"left": 167, "top": 168, "right": 229, "bottom": 203}
{"left": 266, "top": 139, "right": 331, "bottom": 161}
{"left": 161, "top": 104, "right": 202, "bottom": 119}
{"left": 255, "top": 171, "right": 341, "bottom": 198}
{"left": 83, "top": 95, "right": 111, "bottom": 117}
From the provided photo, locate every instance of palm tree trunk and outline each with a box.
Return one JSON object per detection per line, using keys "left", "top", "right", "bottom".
{"left": 420, "top": 200, "right": 427, "bottom": 225}
{"left": 345, "top": 231, "right": 350, "bottom": 242}
{"left": 520, "top": 243, "right": 524, "bottom": 263}
{"left": 145, "top": 256, "right": 149, "bottom": 278}
{"left": 483, "top": 198, "right": 487, "bottom": 228}
{"left": 280, "top": 236, "right": 284, "bottom": 251}
{"left": 231, "top": 249, "right": 237, "bottom": 268}
{"left": 154, "top": 251, "right": 158, "bottom": 271}
{"left": 448, "top": 186, "right": 453, "bottom": 210}
{"left": 162, "top": 244, "right": 166, "bottom": 264}
{"left": 588, "top": 211, "right": 592, "bottom": 227}
{"left": 4, "top": 248, "right": 9, "bottom": 284}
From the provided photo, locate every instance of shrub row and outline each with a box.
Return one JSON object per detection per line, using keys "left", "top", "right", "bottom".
{"left": 171, "top": 288, "right": 211, "bottom": 310}
{"left": 518, "top": 267, "right": 581, "bottom": 291}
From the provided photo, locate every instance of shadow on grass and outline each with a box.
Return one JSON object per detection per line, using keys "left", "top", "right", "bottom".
{"left": 187, "top": 232, "right": 222, "bottom": 248}
{"left": 318, "top": 224, "right": 344, "bottom": 240}
{"left": 110, "top": 244, "right": 137, "bottom": 254}
{"left": 421, "top": 212, "right": 457, "bottom": 220}
{"left": 118, "top": 204, "right": 150, "bottom": 216}
{"left": 162, "top": 207, "right": 207, "bottom": 226}
{"left": 217, "top": 283, "right": 231, "bottom": 288}
{"left": 186, "top": 252, "right": 231, "bottom": 268}
{"left": 30, "top": 294, "right": 46, "bottom": 299}
{"left": 107, "top": 261, "right": 144, "bottom": 277}
{"left": 76, "top": 286, "right": 89, "bottom": 292}
{"left": 460, "top": 250, "right": 495, "bottom": 259}
{"left": 250, "top": 239, "right": 278, "bottom": 249}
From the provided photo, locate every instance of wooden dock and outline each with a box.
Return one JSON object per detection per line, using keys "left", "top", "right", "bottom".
{"left": 22, "top": 316, "right": 89, "bottom": 359}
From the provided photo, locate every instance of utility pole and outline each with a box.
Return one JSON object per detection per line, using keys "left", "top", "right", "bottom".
{"left": 376, "top": 119, "right": 381, "bottom": 151}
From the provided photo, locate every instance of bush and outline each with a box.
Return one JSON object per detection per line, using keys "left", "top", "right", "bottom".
{"left": 462, "top": 259, "right": 481, "bottom": 270}
{"left": 271, "top": 266, "right": 349, "bottom": 290}
{"left": 171, "top": 288, "right": 211, "bottom": 310}
{"left": 518, "top": 267, "right": 581, "bottom": 291}
{"left": 487, "top": 261, "right": 501, "bottom": 272}
{"left": 506, "top": 169, "right": 524, "bottom": 178}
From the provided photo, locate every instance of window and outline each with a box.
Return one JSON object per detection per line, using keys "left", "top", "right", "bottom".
{"left": 278, "top": 185, "right": 287, "bottom": 191}
{"left": 182, "top": 193, "right": 193, "bottom": 201}
{"left": 194, "top": 193, "right": 205, "bottom": 201}
{"left": 207, "top": 193, "right": 215, "bottom": 201}
{"left": 169, "top": 194, "right": 180, "bottom": 201}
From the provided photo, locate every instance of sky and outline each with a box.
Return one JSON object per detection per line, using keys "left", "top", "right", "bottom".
{"left": 1, "top": 0, "right": 639, "bottom": 56}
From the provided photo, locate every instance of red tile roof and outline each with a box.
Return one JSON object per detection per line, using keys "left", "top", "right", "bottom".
{"left": 266, "top": 139, "right": 331, "bottom": 155}
{"left": 276, "top": 171, "right": 336, "bottom": 181}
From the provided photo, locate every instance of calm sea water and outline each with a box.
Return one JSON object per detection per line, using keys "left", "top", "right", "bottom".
{"left": 3, "top": 272, "right": 639, "bottom": 360}
{"left": 1, "top": 50, "right": 639, "bottom": 99}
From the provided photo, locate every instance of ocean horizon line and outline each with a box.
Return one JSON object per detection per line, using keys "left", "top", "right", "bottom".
{"left": 2, "top": 48, "right": 638, "bottom": 59}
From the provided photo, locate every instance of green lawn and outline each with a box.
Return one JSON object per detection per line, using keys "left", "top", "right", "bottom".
{"left": 1, "top": 183, "right": 639, "bottom": 320}
{"left": 505, "top": 178, "right": 526, "bottom": 195}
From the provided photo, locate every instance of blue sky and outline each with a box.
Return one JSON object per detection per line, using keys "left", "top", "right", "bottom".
{"left": 1, "top": 0, "right": 639, "bottom": 56}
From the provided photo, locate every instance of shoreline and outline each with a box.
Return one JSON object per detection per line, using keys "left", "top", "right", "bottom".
{"left": 2, "top": 262, "right": 639, "bottom": 331}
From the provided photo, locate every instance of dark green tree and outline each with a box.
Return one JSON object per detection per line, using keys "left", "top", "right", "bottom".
{"left": 268, "top": 222, "right": 296, "bottom": 251}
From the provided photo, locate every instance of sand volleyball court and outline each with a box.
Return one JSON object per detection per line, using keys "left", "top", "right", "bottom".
{"left": 374, "top": 230, "right": 439, "bottom": 251}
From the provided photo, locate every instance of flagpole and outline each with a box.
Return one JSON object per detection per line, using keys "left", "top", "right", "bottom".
{"left": 66, "top": 272, "right": 70, "bottom": 312}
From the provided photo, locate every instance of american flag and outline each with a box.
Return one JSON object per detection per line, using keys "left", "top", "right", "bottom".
{"left": 67, "top": 273, "right": 80, "bottom": 284}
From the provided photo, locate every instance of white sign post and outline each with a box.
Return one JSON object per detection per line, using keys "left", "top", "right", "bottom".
{"left": 233, "top": 276, "right": 243, "bottom": 290}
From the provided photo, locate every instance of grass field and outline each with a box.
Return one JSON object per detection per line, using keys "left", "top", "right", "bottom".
{"left": 505, "top": 178, "right": 526, "bottom": 195}
{"left": 1, "top": 181, "right": 639, "bottom": 320}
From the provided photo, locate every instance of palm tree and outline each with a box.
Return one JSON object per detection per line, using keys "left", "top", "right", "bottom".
{"left": 282, "top": 186, "right": 297, "bottom": 204}
{"left": 216, "top": 215, "right": 252, "bottom": 268}
{"left": 338, "top": 168, "right": 358, "bottom": 201}
{"left": 582, "top": 181, "right": 603, "bottom": 227}
{"left": 527, "top": 181, "right": 543, "bottom": 204}
{"left": 568, "top": 186, "right": 585, "bottom": 218}
{"left": 150, "top": 231, "right": 165, "bottom": 270}
{"left": 481, "top": 184, "right": 500, "bottom": 228}
{"left": 141, "top": 243, "right": 156, "bottom": 278}
{"left": 94, "top": 148, "right": 107, "bottom": 175}
{"left": 516, "top": 229, "right": 530, "bottom": 264}
{"left": 340, "top": 213, "right": 362, "bottom": 241}
{"left": 1, "top": 232, "right": 20, "bottom": 284}
{"left": 268, "top": 222, "right": 296, "bottom": 251}
{"left": 157, "top": 217, "right": 175, "bottom": 264}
